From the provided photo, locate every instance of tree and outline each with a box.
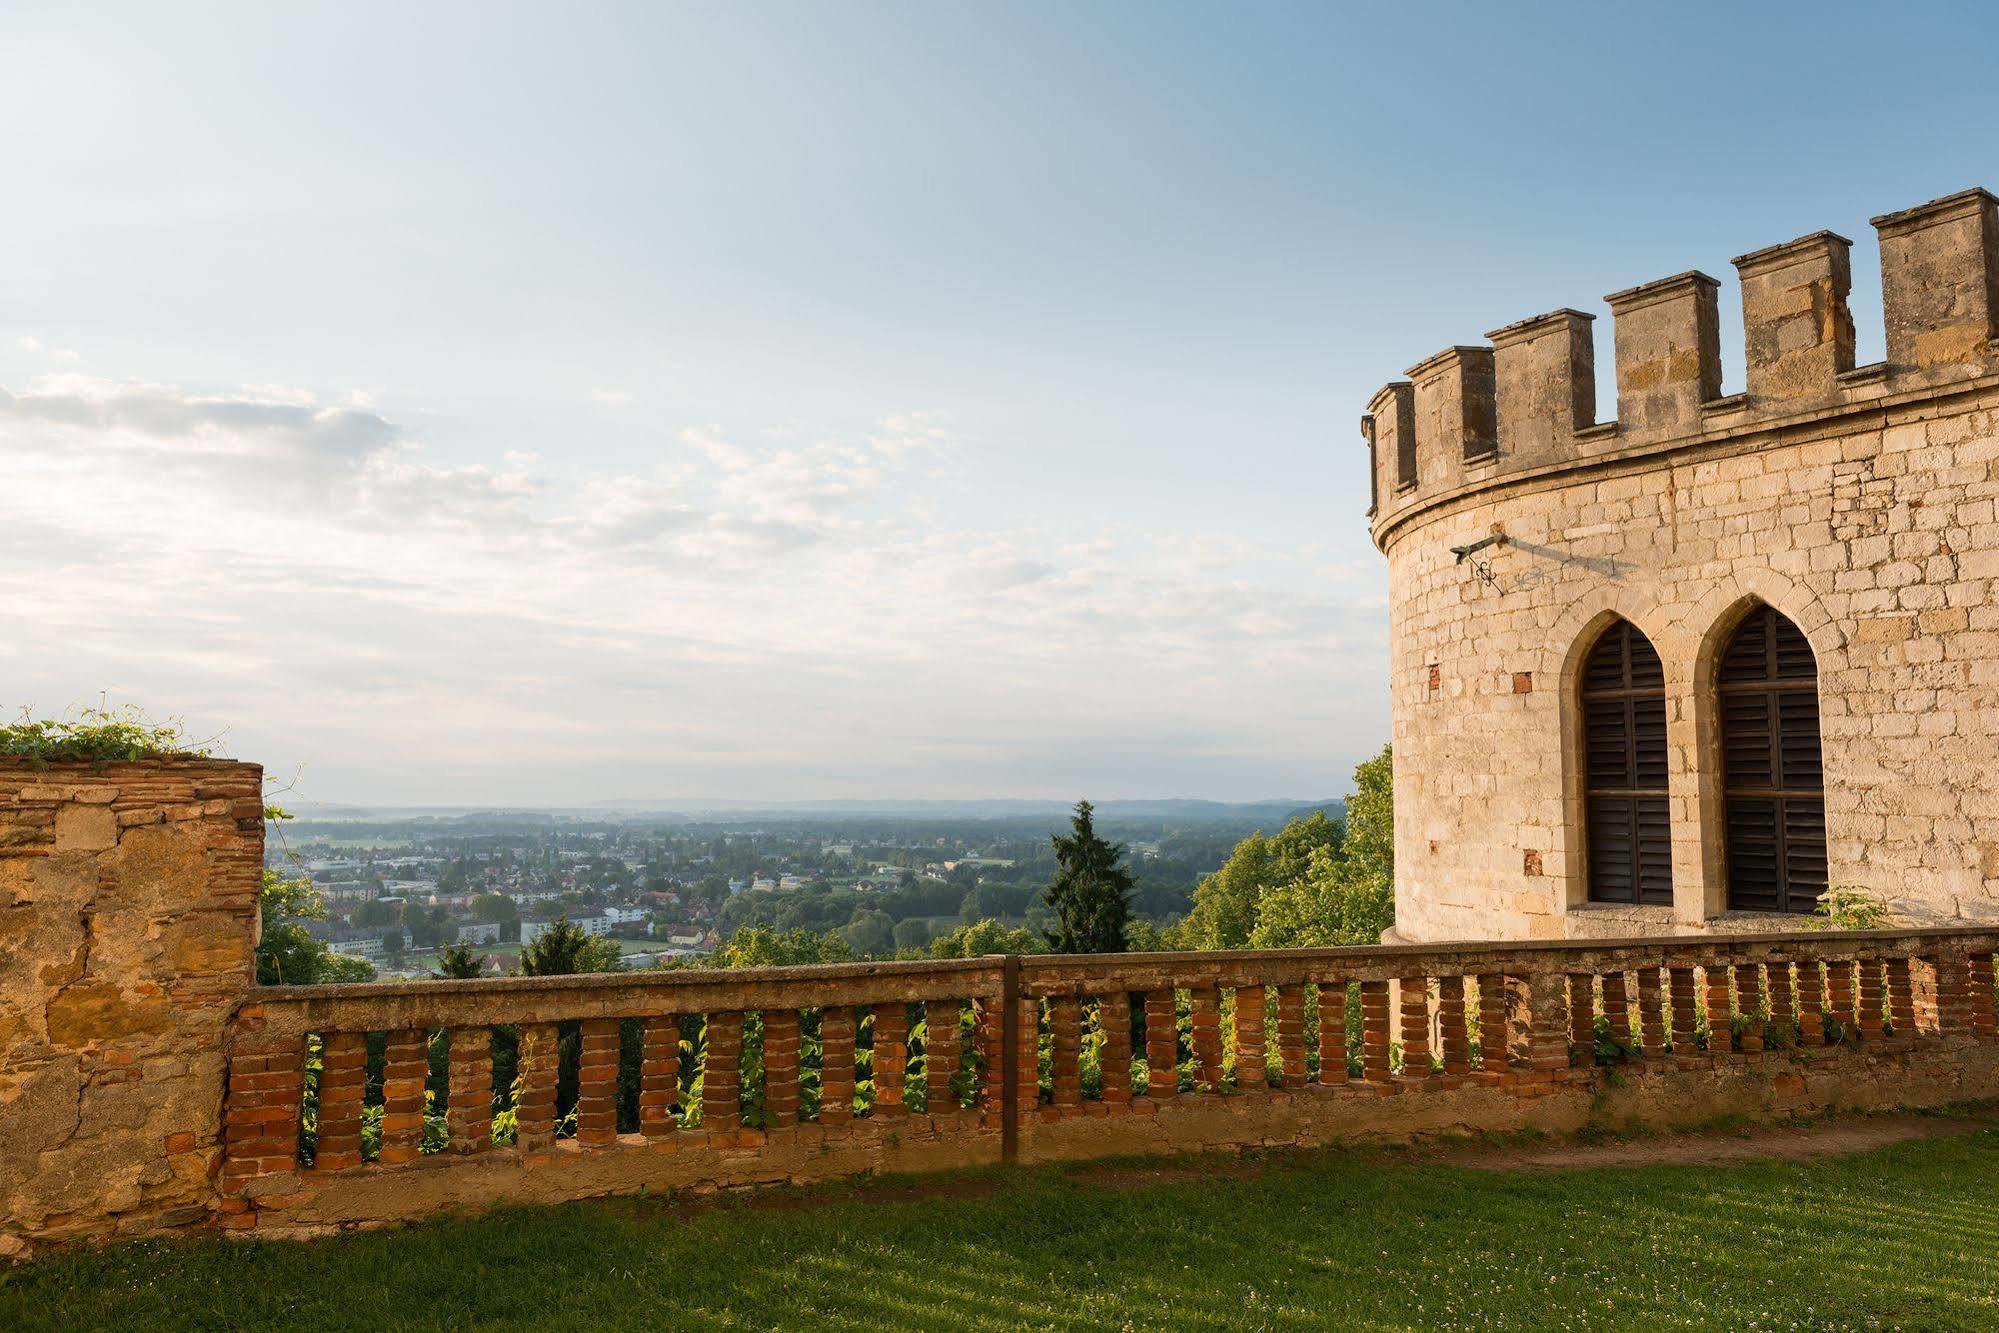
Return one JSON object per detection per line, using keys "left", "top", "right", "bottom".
{"left": 434, "top": 944, "right": 484, "bottom": 979}
{"left": 929, "top": 918, "right": 1046, "bottom": 958}
{"left": 1175, "top": 746, "right": 1395, "bottom": 950}
{"left": 1177, "top": 811, "right": 1344, "bottom": 950}
{"left": 254, "top": 867, "right": 374, "bottom": 985}
{"left": 1043, "top": 800, "right": 1135, "bottom": 953}
{"left": 402, "top": 901, "right": 447, "bottom": 949}
{"left": 353, "top": 898, "right": 397, "bottom": 928}
{"left": 471, "top": 892, "right": 518, "bottom": 923}
{"left": 518, "top": 916, "right": 622, "bottom": 976}
{"left": 713, "top": 926, "right": 853, "bottom": 969}
{"left": 841, "top": 909, "right": 895, "bottom": 958}
{"left": 892, "top": 918, "right": 932, "bottom": 952}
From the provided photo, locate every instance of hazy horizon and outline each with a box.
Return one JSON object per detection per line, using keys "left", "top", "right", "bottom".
{"left": 7, "top": 3, "right": 1995, "bottom": 805}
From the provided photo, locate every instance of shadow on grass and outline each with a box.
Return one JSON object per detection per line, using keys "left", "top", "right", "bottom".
{"left": 7, "top": 1130, "right": 1999, "bottom": 1330}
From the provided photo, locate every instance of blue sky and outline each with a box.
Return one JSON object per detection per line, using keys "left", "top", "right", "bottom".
{"left": 2, "top": 3, "right": 1993, "bottom": 804}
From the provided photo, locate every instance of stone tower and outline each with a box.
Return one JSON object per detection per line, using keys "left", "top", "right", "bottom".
{"left": 1364, "top": 189, "right": 1999, "bottom": 942}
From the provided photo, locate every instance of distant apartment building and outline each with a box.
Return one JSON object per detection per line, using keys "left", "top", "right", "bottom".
{"left": 455, "top": 921, "right": 502, "bottom": 946}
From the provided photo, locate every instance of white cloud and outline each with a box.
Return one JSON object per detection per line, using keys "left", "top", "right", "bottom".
{"left": 1, "top": 369, "right": 1386, "bottom": 803}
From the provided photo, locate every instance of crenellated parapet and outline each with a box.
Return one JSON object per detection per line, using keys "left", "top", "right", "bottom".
{"left": 1362, "top": 187, "right": 1999, "bottom": 543}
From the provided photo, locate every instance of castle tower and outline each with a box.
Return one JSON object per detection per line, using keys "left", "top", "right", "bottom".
{"left": 1363, "top": 188, "right": 1999, "bottom": 941}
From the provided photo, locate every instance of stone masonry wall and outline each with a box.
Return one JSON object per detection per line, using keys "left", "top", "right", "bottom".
{"left": 0, "top": 759, "right": 264, "bottom": 1256}
{"left": 1364, "top": 188, "right": 1999, "bottom": 942}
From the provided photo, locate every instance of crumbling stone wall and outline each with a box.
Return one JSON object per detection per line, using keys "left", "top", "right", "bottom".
{"left": 1363, "top": 189, "right": 1999, "bottom": 941}
{"left": 0, "top": 759, "right": 263, "bottom": 1256}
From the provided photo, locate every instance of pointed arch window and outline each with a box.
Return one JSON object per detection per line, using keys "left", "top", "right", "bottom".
{"left": 1581, "top": 620, "right": 1672, "bottom": 905}
{"left": 1720, "top": 606, "right": 1826, "bottom": 913}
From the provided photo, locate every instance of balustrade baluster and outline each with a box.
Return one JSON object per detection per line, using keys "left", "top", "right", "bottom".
{"left": 1144, "top": 989, "right": 1178, "bottom": 1097}
{"left": 1886, "top": 957, "right": 1917, "bottom": 1037}
{"left": 1796, "top": 962, "right": 1826, "bottom": 1046}
{"left": 1669, "top": 967, "right": 1698, "bottom": 1053}
{"left": 1398, "top": 976, "right": 1433, "bottom": 1077}
{"left": 925, "top": 1000, "right": 963, "bottom": 1112}
{"left": 1235, "top": 984, "right": 1269, "bottom": 1090}
{"left": 639, "top": 1015, "right": 680, "bottom": 1138}
{"left": 515, "top": 1023, "right": 559, "bottom": 1152}
{"left": 702, "top": 1011, "right": 744, "bottom": 1132}
{"left": 1190, "top": 987, "right": 1224, "bottom": 1089}
{"left": 975, "top": 997, "right": 1005, "bottom": 1116}
{"left": 575, "top": 1019, "right": 620, "bottom": 1145}
{"left": 1568, "top": 974, "right": 1595, "bottom": 1060}
{"left": 378, "top": 1028, "right": 428, "bottom": 1164}
{"left": 1969, "top": 953, "right": 1997, "bottom": 1038}
{"left": 1013, "top": 994, "right": 1041, "bottom": 1115}
{"left": 1437, "top": 975, "right": 1470, "bottom": 1075}
{"left": 1276, "top": 984, "right": 1308, "bottom": 1088}
{"left": 1703, "top": 966, "right": 1735, "bottom": 1053}
{"left": 315, "top": 1031, "right": 368, "bottom": 1170}
{"left": 873, "top": 1003, "right": 910, "bottom": 1115}
{"left": 764, "top": 1010, "right": 802, "bottom": 1127}
{"left": 1765, "top": 963, "right": 1795, "bottom": 1048}
{"left": 1520, "top": 971, "right": 1571, "bottom": 1072}
{"left": 1049, "top": 994, "right": 1083, "bottom": 1111}
{"left": 820, "top": 1006, "right": 857, "bottom": 1126}
{"left": 444, "top": 1027, "right": 491, "bottom": 1153}
{"left": 1360, "top": 979, "right": 1392, "bottom": 1082}
{"left": 1827, "top": 960, "right": 1857, "bottom": 1040}
{"left": 1933, "top": 954, "right": 1975, "bottom": 1037}
{"left": 1737, "top": 965, "right": 1765, "bottom": 1052}
{"left": 1857, "top": 960, "right": 1886, "bottom": 1042}
{"left": 1099, "top": 992, "right": 1133, "bottom": 1104}
{"left": 1601, "top": 971, "right": 1633, "bottom": 1050}
{"left": 1476, "top": 973, "right": 1509, "bottom": 1069}
{"left": 1635, "top": 968, "right": 1666, "bottom": 1057}
{"left": 222, "top": 1037, "right": 305, "bottom": 1194}
{"left": 1318, "top": 981, "right": 1350, "bottom": 1083}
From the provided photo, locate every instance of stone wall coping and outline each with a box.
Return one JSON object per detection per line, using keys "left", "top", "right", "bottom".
{"left": 240, "top": 926, "right": 1999, "bottom": 1034}
{"left": 1870, "top": 186, "right": 1998, "bottom": 237}
{"left": 1603, "top": 268, "right": 1721, "bottom": 312}
{"left": 1368, "top": 369, "right": 1999, "bottom": 550}
{"left": 251, "top": 954, "right": 1000, "bottom": 1005}
{"left": 0, "top": 755, "right": 260, "bottom": 775}
{"left": 1730, "top": 229, "right": 1853, "bottom": 276}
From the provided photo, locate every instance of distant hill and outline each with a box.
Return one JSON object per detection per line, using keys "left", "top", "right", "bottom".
{"left": 286, "top": 796, "right": 1346, "bottom": 828}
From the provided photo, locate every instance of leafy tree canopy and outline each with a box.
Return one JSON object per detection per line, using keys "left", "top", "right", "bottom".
{"left": 928, "top": 918, "right": 1046, "bottom": 958}
{"left": 712, "top": 926, "right": 853, "bottom": 969}
{"left": 255, "top": 867, "right": 375, "bottom": 985}
{"left": 517, "top": 916, "right": 623, "bottom": 976}
{"left": 1171, "top": 746, "right": 1394, "bottom": 951}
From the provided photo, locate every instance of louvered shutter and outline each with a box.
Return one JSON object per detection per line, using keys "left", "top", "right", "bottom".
{"left": 1580, "top": 621, "right": 1672, "bottom": 905}
{"left": 1720, "top": 607, "right": 1826, "bottom": 913}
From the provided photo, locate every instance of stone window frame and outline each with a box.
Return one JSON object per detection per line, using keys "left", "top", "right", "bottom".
{"left": 1552, "top": 574, "right": 1844, "bottom": 933}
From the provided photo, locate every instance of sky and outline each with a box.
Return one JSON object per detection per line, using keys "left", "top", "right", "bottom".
{"left": 3, "top": 3, "right": 1995, "bottom": 806}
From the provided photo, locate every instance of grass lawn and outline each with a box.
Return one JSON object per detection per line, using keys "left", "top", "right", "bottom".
{"left": 8, "top": 1126, "right": 1999, "bottom": 1330}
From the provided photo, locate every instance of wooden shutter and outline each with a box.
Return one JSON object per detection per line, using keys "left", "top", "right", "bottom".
{"left": 1720, "top": 607, "right": 1826, "bottom": 912}
{"left": 1581, "top": 621, "right": 1672, "bottom": 905}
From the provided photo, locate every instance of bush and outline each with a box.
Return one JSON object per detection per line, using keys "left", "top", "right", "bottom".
{"left": 0, "top": 704, "right": 210, "bottom": 767}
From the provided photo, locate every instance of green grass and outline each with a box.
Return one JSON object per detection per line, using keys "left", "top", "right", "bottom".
{"left": 9, "top": 1130, "right": 1999, "bottom": 1330}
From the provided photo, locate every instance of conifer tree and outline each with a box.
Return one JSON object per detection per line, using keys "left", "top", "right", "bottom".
{"left": 1043, "top": 800, "right": 1135, "bottom": 953}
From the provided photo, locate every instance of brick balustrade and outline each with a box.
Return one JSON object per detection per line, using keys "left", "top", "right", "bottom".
{"left": 8, "top": 757, "right": 1999, "bottom": 1250}
{"left": 216, "top": 927, "right": 1999, "bottom": 1237}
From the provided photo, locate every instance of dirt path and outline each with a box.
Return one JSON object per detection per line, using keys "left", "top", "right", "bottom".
{"left": 1059, "top": 1110, "right": 1999, "bottom": 1191}
{"left": 1418, "top": 1111, "right": 1996, "bottom": 1172}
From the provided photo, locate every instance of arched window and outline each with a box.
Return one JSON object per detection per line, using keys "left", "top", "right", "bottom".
{"left": 1719, "top": 605, "right": 1826, "bottom": 912}
{"left": 1581, "top": 620, "right": 1671, "bottom": 904}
